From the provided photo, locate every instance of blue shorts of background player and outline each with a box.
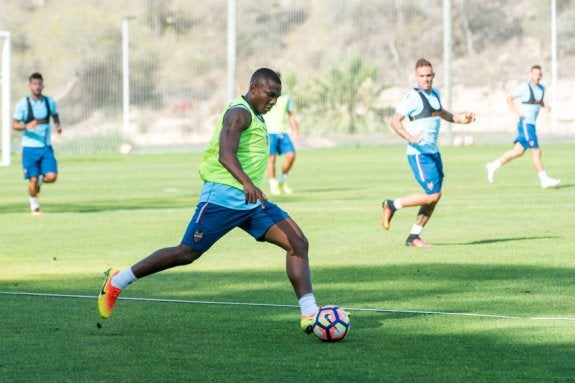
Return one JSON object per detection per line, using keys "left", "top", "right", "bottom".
{"left": 181, "top": 200, "right": 290, "bottom": 252}
{"left": 22, "top": 146, "right": 58, "bottom": 179}
{"left": 407, "top": 152, "right": 444, "bottom": 194}
{"left": 514, "top": 120, "right": 539, "bottom": 149}
{"left": 269, "top": 133, "right": 295, "bottom": 155}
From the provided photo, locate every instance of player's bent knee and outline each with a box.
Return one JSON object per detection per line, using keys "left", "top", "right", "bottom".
{"left": 44, "top": 173, "right": 57, "bottom": 183}
{"left": 174, "top": 244, "right": 202, "bottom": 264}
{"left": 426, "top": 192, "right": 441, "bottom": 204}
{"left": 293, "top": 236, "right": 309, "bottom": 256}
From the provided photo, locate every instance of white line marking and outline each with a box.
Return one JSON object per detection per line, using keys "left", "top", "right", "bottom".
{"left": 1, "top": 291, "right": 573, "bottom": 321}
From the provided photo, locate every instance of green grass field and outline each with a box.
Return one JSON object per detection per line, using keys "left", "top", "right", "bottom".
{"left": 1, "top": 145, "right": 574, "bottom": 382}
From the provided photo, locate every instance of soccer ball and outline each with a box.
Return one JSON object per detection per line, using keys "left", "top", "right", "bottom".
{"left": 452, "top": 136, "right": 464, "bottom": 147}
{"left": 312, "top": 305, "right": 350, "bottom": 342}
{"left": 119, "top": 143, "right": 133, "bottom": 154}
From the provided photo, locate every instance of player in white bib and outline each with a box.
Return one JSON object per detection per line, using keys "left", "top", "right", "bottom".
{"left": 486, "top": 65, "right": 560, "bottom": 189}
{"left": 382, "top": 59, "right": 476, "bottom": 248}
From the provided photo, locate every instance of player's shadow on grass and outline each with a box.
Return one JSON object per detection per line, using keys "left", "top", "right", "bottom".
{"left": 551, "top": 183, "right": 574, "bottom": 190}
{"left": 0, "top": 198, "right": 195, "bottom": 214}
{"left": 436, "top": 235, "right": 560, "bottom": 246}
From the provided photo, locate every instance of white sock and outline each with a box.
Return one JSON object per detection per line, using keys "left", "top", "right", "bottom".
{"left": 279, "top": 174, "right": 287, "bottom": 184}
{"left": 269, "top": 178, "right": 278, "bottom": 185}
{"left": 29, "top": 196, "right": 40, "bottom": 210}
{"left": 410, "top": 224, "right": 423, "bottom": 235}
{"left": 298, "top": 293, "right": 319, "bottom": 317}
{"left": 491, "top": 160, "right": 502, "bottom": 169}
{"left": 538, "top": 171, "right": 548, "bottom": 181}
{"left": 393, "top": 199, "right": 403, "bottom": 210}
{"left": 111, "top": 267, "right": 138, "bottom": 289}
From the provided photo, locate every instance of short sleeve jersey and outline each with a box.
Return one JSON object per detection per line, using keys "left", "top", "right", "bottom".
{"left": 13, "top": 96, "right": 57, "bottom": 148}
{"left": 512, "top": 83, "right": 545, "bottom": 125}
{"left": 395, "top": 87, "right": 442, "bottom": 155}
{"left": 264, "top": 95, "right": 293, "bottom": 134}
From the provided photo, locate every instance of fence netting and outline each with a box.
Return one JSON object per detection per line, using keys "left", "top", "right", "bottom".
{"left": 1, "top": 0, "right": 574, "bottom": 153}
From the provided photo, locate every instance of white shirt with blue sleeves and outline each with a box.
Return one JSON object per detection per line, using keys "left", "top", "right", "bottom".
{"left": 512, "top": 83, "right": 544, "bottom": 125}
{"left": 395, "top": 87, "right": 442, "bottom": 155}
{"left": 13, "top": 96, "right": 58, "bottom": 148}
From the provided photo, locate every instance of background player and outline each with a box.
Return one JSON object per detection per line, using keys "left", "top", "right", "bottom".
{"left": 12, "top": 72, "right": 62, "bottom": 215}
{"left": 382, "top": 58, "right": 476, "bottom": 248}
{"left": 265, "top": 72, "right": 300, "bottom": 195}
{"left": 486, "top": 65, "right": 560, "bottom": 188}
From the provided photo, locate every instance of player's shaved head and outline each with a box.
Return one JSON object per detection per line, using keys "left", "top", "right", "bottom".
{"left": 250, "top": 68, "right": 281, "bottom": 87}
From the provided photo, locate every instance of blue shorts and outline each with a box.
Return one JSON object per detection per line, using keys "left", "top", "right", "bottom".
{"left": 514, "top": 120, "right": 539, "bottom": 149}
{"left": 407, "top": 153, "right": 444, "bottom": 194}
{"left": 22, "top": 146, "right": 58, "bottom": 179}
{"left": 269, "top": 133, "right": 295, "bottom": 156}
{"left": 181, "top": 200, "right": 290, "bottom": 252}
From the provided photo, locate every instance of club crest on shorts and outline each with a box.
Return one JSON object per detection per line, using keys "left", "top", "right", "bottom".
{"left": 427, "top": 181, "right": 434, "bottom": 191}
{"left": 193, "top": 230, "right": 204, "bottom": 242}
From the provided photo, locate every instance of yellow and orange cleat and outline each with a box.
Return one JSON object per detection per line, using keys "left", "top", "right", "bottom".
{"left": 300, "top": 314, "right": 315, "bottom": 334}
{"left": 98, "top": 268, "right": 121, "bottom": 319}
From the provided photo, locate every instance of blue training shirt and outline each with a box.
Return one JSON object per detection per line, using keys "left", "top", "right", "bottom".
{"left": 395, "top": 87, "right": 442, "bottom": 155}
{"left": 13, "top": 96, "right": 58, "bottom": 148}
{"left": 512, "top": 83, "right": 544, "bottom": 125}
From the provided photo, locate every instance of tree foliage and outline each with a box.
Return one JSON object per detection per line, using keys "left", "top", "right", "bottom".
{"left": 300, "top": 57, "right": 389, "bottom": 134}
{"left": 1, "top": 0, "right": 574, "bottom": 135}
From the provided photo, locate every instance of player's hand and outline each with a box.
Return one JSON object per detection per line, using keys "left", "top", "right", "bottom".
{"left": 518, "top": 114, "right": 525, "bottom": 120}
{"left": 461, "top": 112, "right": 476, "bottom": 124}
{"left": 407, "top": 132, "right": 423, "bottom": 144}
{"left": 243, "top": 182, "right": 267, "bottom": 207}
{"left": 55, "top": 124, "right": 63, "bottom": 134}
{"left": 25, "top": 120, "right": 38, "bottom": 130}
{"left": 292, "top": 133, "right": 300, "bottom": 147}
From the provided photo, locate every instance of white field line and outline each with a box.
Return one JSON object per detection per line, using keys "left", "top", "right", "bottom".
{"left": 2, "top": 291, "right": 574, "bottom": 321}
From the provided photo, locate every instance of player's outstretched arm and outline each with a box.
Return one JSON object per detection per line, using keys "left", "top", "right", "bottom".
{"left": 441, "top": 110, "right": 476, "bottom": 124}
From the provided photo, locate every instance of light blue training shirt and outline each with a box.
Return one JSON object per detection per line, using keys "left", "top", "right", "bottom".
{"left": 199, "top": 181, "right": 261, "bottom": 210}
{"left": 512, "top": 83, "right": 545, "bottom": 125}
{"left": 395, "top": 87, "right": 442, "bottom": 155}
{"left": 13, "top": 96, "right": 57, "bottom": 148}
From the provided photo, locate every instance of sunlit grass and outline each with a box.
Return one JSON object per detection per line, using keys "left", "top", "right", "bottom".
{"left": 1, "top": 145, "right": 574, "bottom": 382}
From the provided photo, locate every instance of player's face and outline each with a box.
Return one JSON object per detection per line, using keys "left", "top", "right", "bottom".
{"left": 250, "top": 78, "right": 281, "bottom": 115}
{"left": 29, "top": 78, "right": 44, "bottom": 97}
{"left": 415, "top": 65, "right": 434, "bottom": 91}
{"left": 530, "top": 68, "right": 543, "bottom": 85}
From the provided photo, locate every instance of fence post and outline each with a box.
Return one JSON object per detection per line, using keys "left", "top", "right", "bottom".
{"left": 550, "top": 0, "right": 557, "bottom": 133}
{"left": 443, "top": 0, "right": 453, "bottom": 144}
{"left": 227, "top": 0, "right": 237, "bottom": 103}
{"left": 1, "top": 31, "right": 10, "bottom": 166}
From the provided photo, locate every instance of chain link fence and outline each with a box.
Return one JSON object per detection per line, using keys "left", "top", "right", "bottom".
{"left": 1, "top": 0, "right": 574, "bottom": 154}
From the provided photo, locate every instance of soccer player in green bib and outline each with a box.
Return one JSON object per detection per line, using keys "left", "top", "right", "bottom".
{"left": 98, "top": 68, "right": 321, "bottom": 334}
{"left": 265, "top": 72, "right": 301, "bottom": 195}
